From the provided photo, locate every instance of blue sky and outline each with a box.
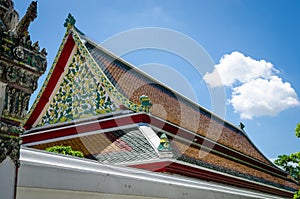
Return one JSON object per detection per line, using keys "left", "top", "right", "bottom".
{"left": 15, "top": 0, "right": 300, "bottom": 159}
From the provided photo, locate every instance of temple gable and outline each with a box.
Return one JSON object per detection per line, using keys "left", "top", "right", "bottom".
{"left": 36, "top": 47, "right": 119, "bottom": 126}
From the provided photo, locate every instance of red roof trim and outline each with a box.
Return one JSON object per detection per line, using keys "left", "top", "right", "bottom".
{"left": 146, "top": 115, "right": 289, "bottom": 178}
{"left": 23, "top": 34, "right": 76, "bottom": 130}
{"left": 22, "top": 114, "right": 148, "bottom": 144}
{"left": 167, "top": 162, "right": 293, "bottom": 198}
{"left": 129, "top": 161, "right": 172, "bottom": 172}
{"left": 130, "top": 160, "right": 293, "bottom": 198}
{"left": 22, "top": 113, "right": 290, "bottom": 181}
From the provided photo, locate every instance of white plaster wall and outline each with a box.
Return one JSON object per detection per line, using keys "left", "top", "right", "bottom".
{"left": 0, "top": 157, "right": 16, "bottom": 199}
{"left": 17, "top": 187, "right": 165, "bottom": 199}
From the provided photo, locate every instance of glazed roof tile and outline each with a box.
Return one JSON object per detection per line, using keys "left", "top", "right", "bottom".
{"left": 33, "top": 127, "right": 159, "bottom": 164}
{"left": 83, "top": 36, "right": 272, "bottom": 165}
{"left": 171, "top": 139, "right": 298, "bottom": 192}
{"left": 96, "top": 128, "right": 159, "bottom": 164}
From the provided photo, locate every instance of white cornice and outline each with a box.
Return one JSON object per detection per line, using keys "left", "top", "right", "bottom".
{"left": 18, "top": 147, "right": 290, "bottom": 199}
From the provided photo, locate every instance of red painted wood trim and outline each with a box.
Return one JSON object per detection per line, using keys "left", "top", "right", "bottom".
{"left": 22, "top": 112, "right": 296, "bottom": 196}
{"left": 128, "top": 160, "right": 293, "bottom": 198}
{"left": 129, "top": 161, "right": 172, "bottom": 172}
{"left": 22, "top": 113, "right": 289, "bottom": 180}
{"left": 23, "top": 34, "right": 75, "bottom": 130}
{"left": 145, "top": 115, "right": 290, "bottom": 179}
{"left": 22, "top": 114, "right": 148, "bottom": 144}
{"left": 166, "top": 162, "right": 293, "bottom": 198}
{"left": 22, "top": 112, "right": 291, "bottom": 184}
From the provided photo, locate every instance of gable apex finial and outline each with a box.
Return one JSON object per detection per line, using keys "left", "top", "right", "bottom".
{"left": 63, "top": 13, "right": 76, "bottom": 29}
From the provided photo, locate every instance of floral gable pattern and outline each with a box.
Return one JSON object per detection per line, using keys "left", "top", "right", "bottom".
{"left": 26, "top": 26, "right": 153, "bottom": 129}
{"left": 37, "top": 48, "right": 118, "bottom": 126}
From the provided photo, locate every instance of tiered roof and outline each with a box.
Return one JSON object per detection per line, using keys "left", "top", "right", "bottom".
{"left": 22, "top": 14, "right": 299, "bottom": 198}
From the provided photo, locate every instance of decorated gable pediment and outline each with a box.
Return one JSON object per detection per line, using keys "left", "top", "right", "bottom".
{"left": 37, "top": 47, "right": 119, "bottom": 126}
{"left": 24, "top": 15, "right": 153, "bottom": 129}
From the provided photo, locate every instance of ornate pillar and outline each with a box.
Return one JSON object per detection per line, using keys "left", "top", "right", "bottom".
{"left": 0, "top": 1, "right": 47, "bottom": 198}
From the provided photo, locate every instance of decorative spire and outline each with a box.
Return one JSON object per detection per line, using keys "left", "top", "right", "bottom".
{"left": 15, "top": 1, "right": 37, "bottom": 37}
{"left": 0, "top": 0, "right": 19, "bottom": 33}
{"left": 0, "top": 0, "right": 14, "bottom": 9}
{"left": 64, "top": 13, "right": 76, "bottom": 30}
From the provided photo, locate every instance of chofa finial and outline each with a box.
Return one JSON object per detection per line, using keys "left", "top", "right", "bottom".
{"left": 63, "top": 13, "right": 76, "bottom": 29}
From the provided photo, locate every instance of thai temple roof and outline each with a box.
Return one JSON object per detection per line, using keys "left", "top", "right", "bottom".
{"left": 21, "top": 14, "right": 299, "bottom": 198}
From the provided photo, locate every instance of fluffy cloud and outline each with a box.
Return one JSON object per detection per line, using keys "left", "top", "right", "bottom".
{"left": 203, "top": 51, "right": 277, "bottom": 87}
{"left": 229, "top": 76, "right": 299, "bottom": 119}
{"left": 203, "top": 51, "right": 299, "bottom": 119}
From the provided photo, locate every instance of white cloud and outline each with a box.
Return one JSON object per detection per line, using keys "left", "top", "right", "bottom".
{"left": 203, "top": 51, "right": 277, "bottom": 87}
{"left": 229, "top": 76, "right": 299, "bottom": 119}
{"left": 203, "top": 51, "right": 299, "bottom": 119}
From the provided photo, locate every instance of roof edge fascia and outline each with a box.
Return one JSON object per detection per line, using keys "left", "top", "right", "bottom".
{"left": 23, "top": 30, "right": 76, "bottom": 129}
